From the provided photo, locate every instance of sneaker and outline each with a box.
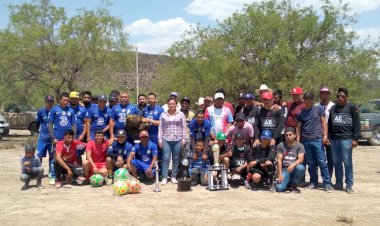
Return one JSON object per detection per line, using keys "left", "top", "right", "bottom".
{"left": 346, "top": 187, "right": 355, "bottom": 194}
{"left": 290, "top": 186, "right": 301, "bottom": 193}
{"left": 171, "top": 177, "right": 178, "bottom": 184}
{"left": 334, "top": 184, "right": 344, "bottom": 191}
{"left": 48, "top": 172, "right": 52, "bottom": 179}
{"left": 161, "top": 178, "right": 168, "bottom": 185}
{"left": 244, "top": 181, "right": 252, "bottom": 189}
{"left": 36, "top": 184, "right": 44, "bottom": 189}
{"left": 269, "top": 185, "right": 276, "bottom": 193}
{"left": 324, "top": 186, "right": 332, "bottom": 193}
{"left": 49, "top": 178, "right": 56, "bottom": 185}
{"left": 21, "top": 184, "right": 29, "bottom": 191}
{"left": 306, "top": 183, "right": 317, "bottom": 189}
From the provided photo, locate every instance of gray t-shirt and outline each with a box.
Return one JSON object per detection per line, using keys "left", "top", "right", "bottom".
{"left": 20, "top": 155, "right": 41, "bottom": 173}
{"left": 276, "top": 142, "right": 305, "bottom": 167}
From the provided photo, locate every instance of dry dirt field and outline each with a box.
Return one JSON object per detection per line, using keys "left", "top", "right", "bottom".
{"left": 0, "top": 130, "right": 379, "bottom": 226}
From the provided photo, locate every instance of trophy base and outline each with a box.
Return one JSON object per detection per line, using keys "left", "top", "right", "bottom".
{"left": 206, "top": 166, "right": 229, "bottom": 191}
{"left": 177, "top": 178, "right": 192, "bottom": 192}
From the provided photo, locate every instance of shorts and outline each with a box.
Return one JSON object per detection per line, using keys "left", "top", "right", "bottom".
{"left": 94, "top": 162, "right": 107, "bottom": 169}
{"left": 131, "top": 159, "right": 155, "bottom": 175}
{"left": 76, "top": 147, "right": 86, "bottom": 157}
{"left": 37, "top": 141, "right": 53, "bottom": 158}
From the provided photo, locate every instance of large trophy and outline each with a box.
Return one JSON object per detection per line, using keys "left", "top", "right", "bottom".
{"left": 207, "top": 144, "right": 229, "bottom": 191}
{"left": 177, "top": 147, "right": 192, "bottom": 192}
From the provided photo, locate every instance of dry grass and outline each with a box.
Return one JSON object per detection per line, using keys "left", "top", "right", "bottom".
{"left": 336, "top": 209, "right": 356, "bottom": 225}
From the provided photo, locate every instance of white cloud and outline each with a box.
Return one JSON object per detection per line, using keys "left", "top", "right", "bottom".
{"left": 125, "top": 17, "right": 193, "bottom": 54}
{"left": 184, "top": 0, "right": 380, "bottom": 21}
{"left": 356, "top": 27, "right": 380, "bottom": 43}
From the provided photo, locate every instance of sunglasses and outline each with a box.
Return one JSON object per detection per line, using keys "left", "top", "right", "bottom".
{"left": 336, "top": 95, "right": 346, "bottom": 98}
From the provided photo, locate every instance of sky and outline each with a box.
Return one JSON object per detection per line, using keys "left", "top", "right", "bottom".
{"left": 0, "top": 0, "right": 379, "bottom": 54}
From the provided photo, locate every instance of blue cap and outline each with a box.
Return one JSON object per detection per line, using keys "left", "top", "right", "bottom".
{"left": 244, "top": 93, "right": 254, "bottom": 100}
{"left": 98, "top": 94, "right": 107, "bottom": 101}
{"left": 45, "top": 95, "right": 54, "bottom": 101}
{"left": 170, "top": 92, "right": 178, "bottom": 97}
{"left": 260, "top": 130, "right": 272, "bottom": 140}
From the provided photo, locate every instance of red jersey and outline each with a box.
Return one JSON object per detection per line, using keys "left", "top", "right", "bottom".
{"left": 86, "top": 139, "right": 109, "bottom": 163}
{"left": 55, "top": 140, "right": 86, "bottom": 164}
{"left": 285, "top": 101, "right": 305, "bottom": 129}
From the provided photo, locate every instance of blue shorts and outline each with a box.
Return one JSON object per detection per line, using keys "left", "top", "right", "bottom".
{"left": 37, "top": 141, "right": 53, "bottom": 158}
{"left": 76, "top": 148, "right": 86, "bottom": 157}
{"left": 131, "top": 159, "right": 155, "bottom": 175}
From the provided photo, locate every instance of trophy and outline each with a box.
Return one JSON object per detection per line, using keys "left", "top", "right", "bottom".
{"left": 207, "top": 143, "right": 229, "bottom": 191}
{"left": 211, "top": 144, "right": 222, "bottom": 170}
{"left": 177, "top": 157, "right": 192, "bottom": 192}
{"left": 153, "top": 161, "right": 161, "bottom": 192}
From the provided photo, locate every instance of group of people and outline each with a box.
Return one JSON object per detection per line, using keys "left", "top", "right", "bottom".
{"left": 20, "top": 85, "right": 360, "bottom": 194}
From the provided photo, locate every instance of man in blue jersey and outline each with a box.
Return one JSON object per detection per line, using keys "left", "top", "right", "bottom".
{"left": 87, "top": 94, "right": 111, "bottom": 140}
{"left": 35, "top": 95, "right": 55, "bottom": 178}
{"left": 82, "top": 90, "right": 96, "bottom": 110}
{"left": 126, "top": 130, "right": 158, "bottom": 179}
{"left": 48, "top": 92, "right": 76, "bottom": 184}
{"left": 69, "top": 91, "right": 89, "bottom": 165}
{"left": 109, "top": 92, "right": 138, "bottom": 140}
{"left": 141, "top": 92, "right": 163, "bottom": 146}
{"left": 105, "top": 129, "right": 133, "bottom": 184}
{"left": 137, "top": 94, "right": 147, "bottom": 117}
{"left": 188, "top": 110, "right": 212, "bottom": 151}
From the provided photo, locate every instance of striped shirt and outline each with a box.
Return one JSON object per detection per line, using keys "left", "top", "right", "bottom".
{"left": 158, "top": 111, "right": 187, "bottom": 142}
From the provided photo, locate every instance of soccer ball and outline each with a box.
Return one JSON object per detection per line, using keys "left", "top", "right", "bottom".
{"left": 90, "top": 174, "right": 104, "bottom": 187}
{"left": 125, "top": 179, "right": 132, "bottom": 194}
{"left": 113, "top": 180, "right": 128, "bottom": 196}
{"left": 129, "top": 179, "right": 141, "bottom": 194}
{"left": 114, "top": 168, "right": 129, "bottom": 181}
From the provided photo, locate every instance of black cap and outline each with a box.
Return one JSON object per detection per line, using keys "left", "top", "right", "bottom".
{"left": 235, "top": 113, "right": 245, "bottom": 122}
{"left": 181, "top": 96, "right": 190, "bottom": 103}
{"left": 116, "top": 129, "right": 127, "bottom": 137}
{"left": 98, "top": 94, "right": 107, "bottom": 101}
{"left": 45, "top": 95, "right": 54, "bottom": 102}
{"left": 25, "top": 144, "right": 36, "bottom": 152}
{"left": 109, "top": 95, "right": 117, "bottom": 101}
{"left": 91, "top": 95, "right": 98, "bottom": 100}
{"left": 303, "top": 92, "right": 314, "bottom": 100}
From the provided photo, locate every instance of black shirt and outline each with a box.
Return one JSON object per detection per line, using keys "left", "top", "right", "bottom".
{"left": 247, "top": 145, "right": 276, "bottom": 163}
{"left": 253, "top": 107, "right": 284, "bottom": 140}
{"left": 328, "top": 102, "right": 361, "bottom": 141}
{"left": 230, "top": 144, "right": 251, "bottom": 168}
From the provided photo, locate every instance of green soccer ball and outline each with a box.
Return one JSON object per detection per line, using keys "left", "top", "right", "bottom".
{"left": 113, "top": 180, "right": 128, "bottom": 196}
{"left": 114, "top": 168, "right": 129, "bottom": 181}
{"left": 90, "top": 174, "right": 104, "bottom": 187}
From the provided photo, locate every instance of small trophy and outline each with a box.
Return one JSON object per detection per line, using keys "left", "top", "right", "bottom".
{"left": 153, "top": 161, "right": 161, "bottom": 192}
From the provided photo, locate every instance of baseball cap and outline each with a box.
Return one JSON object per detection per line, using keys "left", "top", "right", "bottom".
{"left": 116, "top": 129, "right": 127, "bottom": 137}
{"left": 238, "top": 93, "right": 244, "bottom": 99}
{"left": 45, "top": 95, "right": 54, "bottom": 102}
{"left": 25, "top": 144, "right": 36, "bottom": 152}
{"left": 291, "top": 87, "right": 303, "bottom": 95}
{"left": 98, "top": 94, "right": 107, "bottom": 101}
{"left": 214, "top": 92, "right": 224, "bottom": 100}
{"left": 195, "top": 97, "right": 205, "bottom": 105}
{"left": 109, "top": 95, "right": 117, "bottom": 101}
{"left": 170, "top": 92, "right": 178, "bottom": 97}
{"left": 260, "top": 130, "right": 272, "bottom": 140}
{"left": 244, "top": 93, "right": 254, "bottom": 100}
{"left": 262, "top": 92, "right": 273, "bottom": 100}
{"left": 234, "top": 132, "right": 245, "bottom": 140}
{"left": 320, "top": 86, "right": 331, "bottom": 93}
{"left": 259, "top": 84, "right": 269, "bottom": 91}
{"left": 69, "top": 91, "right": 80, "bottom": 98}
{"left": 139, "top": 130, "right": 149, "bottom": 138}
{"left": 91, "top": 95, "right": 98, "bottom": 100}
{"left": 235, "top": 113, "right": 245, "bottom": 122}
{"left": 216, "top": 132, "right": 227, "bottom": 140}
{"left": 303, "top": 92, "right": 314, "bottom": 100}
{"left": 181, "top": 96, "right": 190, "bottom": 103}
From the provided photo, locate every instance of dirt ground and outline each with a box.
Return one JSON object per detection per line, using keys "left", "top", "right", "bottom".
{"left": 0, "top": 130, "right": 379, "bottom": 226}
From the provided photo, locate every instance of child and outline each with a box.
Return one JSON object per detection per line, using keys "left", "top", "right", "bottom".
{"left": 190, "top": 140, "right": 209, "bottom": 186}
{"left": 228, "top": 133, "right": 251, "bottom": 184}
{"left": 20, "top": 145, "right": 44, "bottom": 190}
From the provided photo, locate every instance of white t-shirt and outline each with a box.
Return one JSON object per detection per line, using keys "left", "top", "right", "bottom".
{"left": 316, "top": 101, "right": 335, "bottom": 121}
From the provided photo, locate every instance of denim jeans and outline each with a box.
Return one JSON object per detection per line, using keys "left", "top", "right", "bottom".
{"left": 302, "top": 139, "right": 331, "bottom": 188}
{"left": 20, "top": 167, "right": 44, "bottom": 184}
{"left": 330, "top": 139, "right": 353, "bottom": 188}
{"left": 162, "top": 140, "right": 181, "bottom": 178}
{"left": 275, "top": 164, "right": 305, "bottom": 192}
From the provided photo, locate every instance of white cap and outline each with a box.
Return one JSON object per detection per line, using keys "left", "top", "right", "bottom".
{"left": 214, "top": 92, "right": 224, "bottom": 99}
{"left": 195, "top": 97, "right": 205, "bottom": 105}
{"left": 259, "top": 84, "right": 269, "bottom": 90}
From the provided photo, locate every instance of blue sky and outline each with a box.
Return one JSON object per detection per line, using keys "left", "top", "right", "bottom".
{"left": 1, "top": 0, "right": 379, "bottom": 54}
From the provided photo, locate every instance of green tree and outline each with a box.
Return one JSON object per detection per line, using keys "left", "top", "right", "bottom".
{"left": 0, "top": 0, "right": 132, "bottom": 109}
{"left": 155, "top": 0, "right": 380, "bottom": 104}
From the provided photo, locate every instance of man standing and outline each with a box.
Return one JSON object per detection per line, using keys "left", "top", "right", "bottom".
{"left": 87, "top": 94, "right": 111, "bottom": 140}
{"left": 109, "top": 92, "right": 138, "bottom": 139}
{"left": 317, "top": 86, "right": 335, "bottom": 177}
{"left": 48, "top": 92, "right": 76, "bottom": 185}
{"left": 137, "top": 94, "right": 147, "bottom": 117}
{"left": 328, "top": 87, "right": 361, "bottom": 194}
{"left": 296, "top": 92, "right": 332, "bottom": 192}
{"left": 234, "top": 93, "right": 245, "bottom": 116}
{"left": 205, "top": 92, "right": 234, "bottom": 140}
{"left": 286, "top": 87, "right": 305, "bottom": 129}
{"left": 253, "top": 92, "right": 284, "bottom": 146}
{"left": 82, "top": 91, "right": 96, "bottom": 110}
{"left": 180, "top": 97, "right": 195, "bottom": 123}
{"left": 241, "top": 93, "right": 260, "bottom": 126}
{"left": 35, "top": 95, "right": 54, "bottom": 178}
{"left": 142, "top": 92, "right": 163, "bottom": 146}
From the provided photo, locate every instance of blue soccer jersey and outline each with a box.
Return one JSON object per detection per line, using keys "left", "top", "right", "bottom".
{"left": 190, "top": 151, "right": 209, "bottom": 171}
{"left": 110, "top": 103, "right": 138, "bottom": 132}
{"left": 188, "top": 118, "right": 211, "bottom": 140}
{"left": 48, "top": 105, "right": 76, "bottom": 140}
{"left": 88, "top": 105, "right": 111, "bottom": 139}
{"left": 143, "top": 104, "right": 164, "bottom": 142}
{"left": 35, "top": 107, "right": 52, "bottom": 142}
{"left": 132, "top": 141, "right": 158, "bottom": 164}
{"left": 107, "top": 140, "right": 133, "bottom": 160}
{"left": 70, "top": 105, "right": 89, "bottom": 138}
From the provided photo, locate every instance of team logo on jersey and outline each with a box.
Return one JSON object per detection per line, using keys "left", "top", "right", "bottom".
{"left": 147, "top": 150, "right": 151, "bottom": 154}
{"left": 127, "top": 109, "right": 131, "bottom": 114}
{"left": 142, "top": 155, "right": 150, "bottom": 162}
{"left": 104, "top": 114, "right": 108, "bottom": 118}
{"left": 154, "top": 111, "right": 157, "bottom": 115}
{"left": 59, "top": 116, "right": 68, "bottom": 126}
{"left": 122, "top": 109, "right": 126, "bottom": 112}
{"left": 118, "top": 149, "right": 122, "bottom": 154}
{"left": 62, "top": 111, "right": 66, "bottom": 116}
{"left": 67, "top": 112, "right": 71, "bottom": 116}
{"left": 97, "top": 117, "right": 104, "bottom": 125}
{"left": 119, "top": 113, "right": 126, "bottom": 123}
{"left": 333, "top": 115, "right": 343, "bottom": 123}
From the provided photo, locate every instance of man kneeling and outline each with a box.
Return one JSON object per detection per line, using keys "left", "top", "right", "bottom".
{"left": 54, "top": 129, "right": 86, "bottom": 188}
{"left": 126, "top": 131, "right": 158, "bottom": 179}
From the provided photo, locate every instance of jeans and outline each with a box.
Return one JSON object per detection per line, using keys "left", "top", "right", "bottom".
{"left": 162, "top": 140, "right": 181, "bottom": 178}
{"left": 331, "top": 139, "right": 353, "bottom": 188}
{"left": 302, "top": 139, "right": 331, "bottom": 187}
{"left": 20, "top": 167, "right": 44, "bottom": 185}
{"left": 275, "top": 164, "right": 305, "bottom": 192}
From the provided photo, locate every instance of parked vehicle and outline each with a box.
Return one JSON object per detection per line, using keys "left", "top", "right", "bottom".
{"left": 1, "top": 111, "right": 38, "bottom": 136}
{"left": 360, "top": 99, "right": 380, "bottom": 145}
{"left": 0, "top": 113, "right": 10, "bottom": 139}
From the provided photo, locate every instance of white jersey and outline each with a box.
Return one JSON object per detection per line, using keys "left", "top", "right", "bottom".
{"left": 316, "top": 101, "right": 335, "bottom": 121}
